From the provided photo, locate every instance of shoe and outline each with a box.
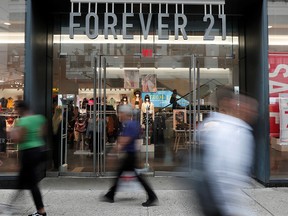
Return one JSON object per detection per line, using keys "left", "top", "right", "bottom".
{"left": 101, "top": 194, "right": 114, "bottom": 203}
{"left": 28, "top": 212, "right": 47, "bottom": 216}
{"left": 142, "top": 197, "right": 159, "bottom": 207}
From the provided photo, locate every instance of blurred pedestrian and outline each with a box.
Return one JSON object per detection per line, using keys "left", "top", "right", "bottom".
{"left": 102, "top": 104, "right": 158, "bottom": 207}
{"left": 195, "top": 86, "right": 258, "bottom": 216}
{"left": 8, "top": 100, "right": 47, "bottom": 216}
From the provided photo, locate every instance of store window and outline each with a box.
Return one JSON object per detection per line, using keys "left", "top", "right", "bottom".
{"left": 0, "top": 0, "right": 26, "bottom": 173}
{"left": 268, "top": 1, "right": 288, "bottom": 178}
{"left": 51, "top": 3, "right": 240, "bottom": 174}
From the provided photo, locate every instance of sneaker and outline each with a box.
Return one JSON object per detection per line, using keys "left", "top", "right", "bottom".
{"left": 28, "top": 212, "right": 47, "bottom": 216}
{"left": 142, "top": 197, "right": 159, "bottom": 207}
{"left": 101, "top": 194, "right": 114, "bottom": 203}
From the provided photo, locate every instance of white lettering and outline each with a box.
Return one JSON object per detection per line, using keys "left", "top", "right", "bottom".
{"left": 69, "top": 12, "right": 81, "bottom": 39}
{"left": 269, "top": 64, "right": 288, "bottom": 78}
{"left": 104, "top": 13, "right": 118, "bottom": 39}
{"left": 86, "top": 13, "right": 99, "bottom": 39}
{"left": 123, "top": 13, "right": 134, "bottom": 39}
{"left": 139, "top": 13, "right": 153, "bottom": 40}
{"left": 158, "top": 13, "right": 169, "bottom": 40}
{"left": 269, "top": 80, "right": 288, "bottom": 94}
{"left": 174, "top": 14, "right": 188, "bottom": 40}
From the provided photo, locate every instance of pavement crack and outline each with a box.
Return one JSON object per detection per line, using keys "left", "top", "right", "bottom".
{"left": 242, "top": 189, "right": 274, "bottom": 216}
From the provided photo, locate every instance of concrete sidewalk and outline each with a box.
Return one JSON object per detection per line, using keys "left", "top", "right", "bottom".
{"left": 0, "top": 176, "right": 287, "bottom": 216}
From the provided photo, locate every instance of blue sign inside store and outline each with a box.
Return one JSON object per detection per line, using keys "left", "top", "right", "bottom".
{"left": 142, "top": 90, "right": 189, "bottom": 108}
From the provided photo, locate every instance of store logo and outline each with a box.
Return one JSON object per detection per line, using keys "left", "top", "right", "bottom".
{"left": 69, "top": 0, "right": 226, "bottom": 41}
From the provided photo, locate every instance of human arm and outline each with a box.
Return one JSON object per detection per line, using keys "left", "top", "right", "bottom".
{"left": 10, "top": 126, "right": 26, "bottom": 143}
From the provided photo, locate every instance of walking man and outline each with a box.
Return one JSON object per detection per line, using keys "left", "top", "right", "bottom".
{"left": 102, "top": 104, "right": 158, "bottom": 207}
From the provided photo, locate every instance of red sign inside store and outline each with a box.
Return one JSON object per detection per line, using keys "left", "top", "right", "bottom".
{"left": 269, "top": 52, "right": 288, "bottom": 97}
{"left": 142, "top": 49, "right": 153, "bottom": 57}
{"left": 269, "top": 52, "right": 288, "bottom": 137}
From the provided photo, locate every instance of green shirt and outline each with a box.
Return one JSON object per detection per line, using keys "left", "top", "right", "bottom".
{"left": 16, "top": 114, "right": 46, "bottom": 151}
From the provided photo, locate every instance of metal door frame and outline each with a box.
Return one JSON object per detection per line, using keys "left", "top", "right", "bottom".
{"left": 93, "top": 55, "right": 107, "bottom": 176}
{"left": 187, "top": 54, "right": 201, "bottom": 171}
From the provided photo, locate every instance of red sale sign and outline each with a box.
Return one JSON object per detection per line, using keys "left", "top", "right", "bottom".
{"left": 269, "top": 52, "right": 288, "bottom": 97}
{"left": 269, "top": 52, "right": 288, "bottom": 137}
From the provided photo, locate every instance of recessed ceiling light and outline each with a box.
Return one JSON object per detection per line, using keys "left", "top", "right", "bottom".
{"left": 4, "top": 22, "right": 11, "bottom": 26}
{"left": 268, "top": 25, "right": 272, "bottom": 29}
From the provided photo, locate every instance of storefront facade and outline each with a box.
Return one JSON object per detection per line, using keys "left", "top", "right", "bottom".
{"left": 2, "top": 0, "right": 286, "bottom": 186}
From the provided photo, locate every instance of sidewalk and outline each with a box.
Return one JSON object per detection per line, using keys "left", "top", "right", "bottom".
{"left": 0, "top": 176, "right": 287, "bottom": 216}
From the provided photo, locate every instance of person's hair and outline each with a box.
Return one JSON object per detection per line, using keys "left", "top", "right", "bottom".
{"left": 118, "top": 104, "right": 133, "bottom": 116}
{"left": 144, "top": 95, "right": 150, "bottom": 100}
{"left": 14, "top": 100, "right": 29, "bottom": 112}
{"left": 215, "top": 85, "right": 235, "bottom": 104}
{"left": 134, "top": 89, "right": 141, "bottom": 96}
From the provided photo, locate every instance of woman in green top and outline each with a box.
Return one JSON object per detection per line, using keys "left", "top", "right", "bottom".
{"left": 9, "top": 101, "right": 47, "bottom": 216}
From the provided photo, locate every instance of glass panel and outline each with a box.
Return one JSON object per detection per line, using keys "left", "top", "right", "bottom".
{"left": 52, "top": 7, "right": 239, "bottom": 174}
{"left": 268, "top": 1, "right": 288, "bottom": 179}
{"left": 0, "top": 0, "right": 26, "bottom": 174}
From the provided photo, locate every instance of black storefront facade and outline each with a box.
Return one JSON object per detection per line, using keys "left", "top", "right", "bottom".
{"left": 1, "top": 0, "right": 280, "bottom": 187}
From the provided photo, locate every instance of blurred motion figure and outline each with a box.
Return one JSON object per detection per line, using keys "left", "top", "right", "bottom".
{"left": 102, "top": 104, "right": 158, "bottom": 207}
{"left": 8, "top": 101, "right": 47, "bottom": 216}
{"left": 196, "top": 86, "right": 258, "bottom": 216}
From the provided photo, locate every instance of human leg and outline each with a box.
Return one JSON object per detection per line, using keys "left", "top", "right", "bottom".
{"left": 30, "top": 184, "right": 45, "bottom": 214}
{"left": 26, "top": 148, "right": 46, "bottom": 215}
{"left": 136, "top": 174, "right": 158, "bottom": 206}
{"left": 103, "top": 154, "right": 133, "bottom": 201}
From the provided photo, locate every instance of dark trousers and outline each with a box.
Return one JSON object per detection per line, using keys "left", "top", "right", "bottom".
{"left": 17, "top": 147, "right": 44, "bottom": 210}
{"left": 106, "top": 152, "right": 156, "bottom": 199}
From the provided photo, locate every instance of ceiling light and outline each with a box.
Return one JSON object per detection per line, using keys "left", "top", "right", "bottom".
{"left": 268, "top": 25, "right": 272, "bottom": 29}
{"left": 4, "top": 22, "right": 11, "bottom": 26}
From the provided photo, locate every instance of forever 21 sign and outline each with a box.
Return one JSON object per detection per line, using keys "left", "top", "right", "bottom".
{"left": 69, "top": 0, "right": 226, "bottom": 41}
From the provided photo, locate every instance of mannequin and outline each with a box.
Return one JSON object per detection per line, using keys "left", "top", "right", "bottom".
{"left": 131, "top": 90, "right": 143, "bottom": 110}
{"left": 121, "top": 96, "right": 128, "bottom": 105}
{"left": 141, "top": 95, "right": 154, "bottom": 145}
{"left": 131, "top": 90, "right": 143, "bottom": 123}
{"left": 141, "top": 95, "right": 154, "bottom": 125}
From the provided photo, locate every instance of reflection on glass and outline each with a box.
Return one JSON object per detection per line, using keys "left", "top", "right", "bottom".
{"left": 0, "top": 0, "right": 26, "bottom": 174}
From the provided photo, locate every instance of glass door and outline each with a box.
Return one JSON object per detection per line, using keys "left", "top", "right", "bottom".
{"left": 54, "top": 53, "right": 236, "bottom": 176}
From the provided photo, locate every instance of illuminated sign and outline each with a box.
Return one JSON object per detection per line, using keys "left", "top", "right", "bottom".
{"left": 142, "top": 90, "right": 188, "bottom": 108}
{"left": 69, "top": 0, "right": 226, "bottom": 41}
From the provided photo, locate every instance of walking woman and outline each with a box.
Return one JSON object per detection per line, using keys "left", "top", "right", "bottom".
{"left": 9, "top": 100, "right": 47, "bottom": 216}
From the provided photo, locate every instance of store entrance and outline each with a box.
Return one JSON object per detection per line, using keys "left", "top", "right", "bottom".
{"left": 54, "top": 54, "right": 232, "bottom": 176}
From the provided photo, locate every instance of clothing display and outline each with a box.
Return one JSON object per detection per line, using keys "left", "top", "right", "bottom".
{"left": 0, "top": 114, "right": 19, "bottom": 152}
{"left": 131, "top": 90, "right": 143, "bottom": 123}
{"left": 153, "top": 113, "right": 166, "bottom": 144}
{"left": 0, "top": 97, "right": 8, "bottom": 108}
{"left": 7, "top": 97, "right": 14, "bottom": 109}
{"left": 0, "top": 116, "right": 7, "bottom": 152}
{"left": 109, "top": 97, "right": 116, "bottom": 108}
{"left": 82, "top": 98, "right": 88, "bottom": 109}
{"left": 141, "top": 95, "right": 155, "bottom": 145}
{"left": 141, "top": 99, "right": 154, "bottom": 126}
{"left": 131, "top": 90, "right": 143, "bottom": 110}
